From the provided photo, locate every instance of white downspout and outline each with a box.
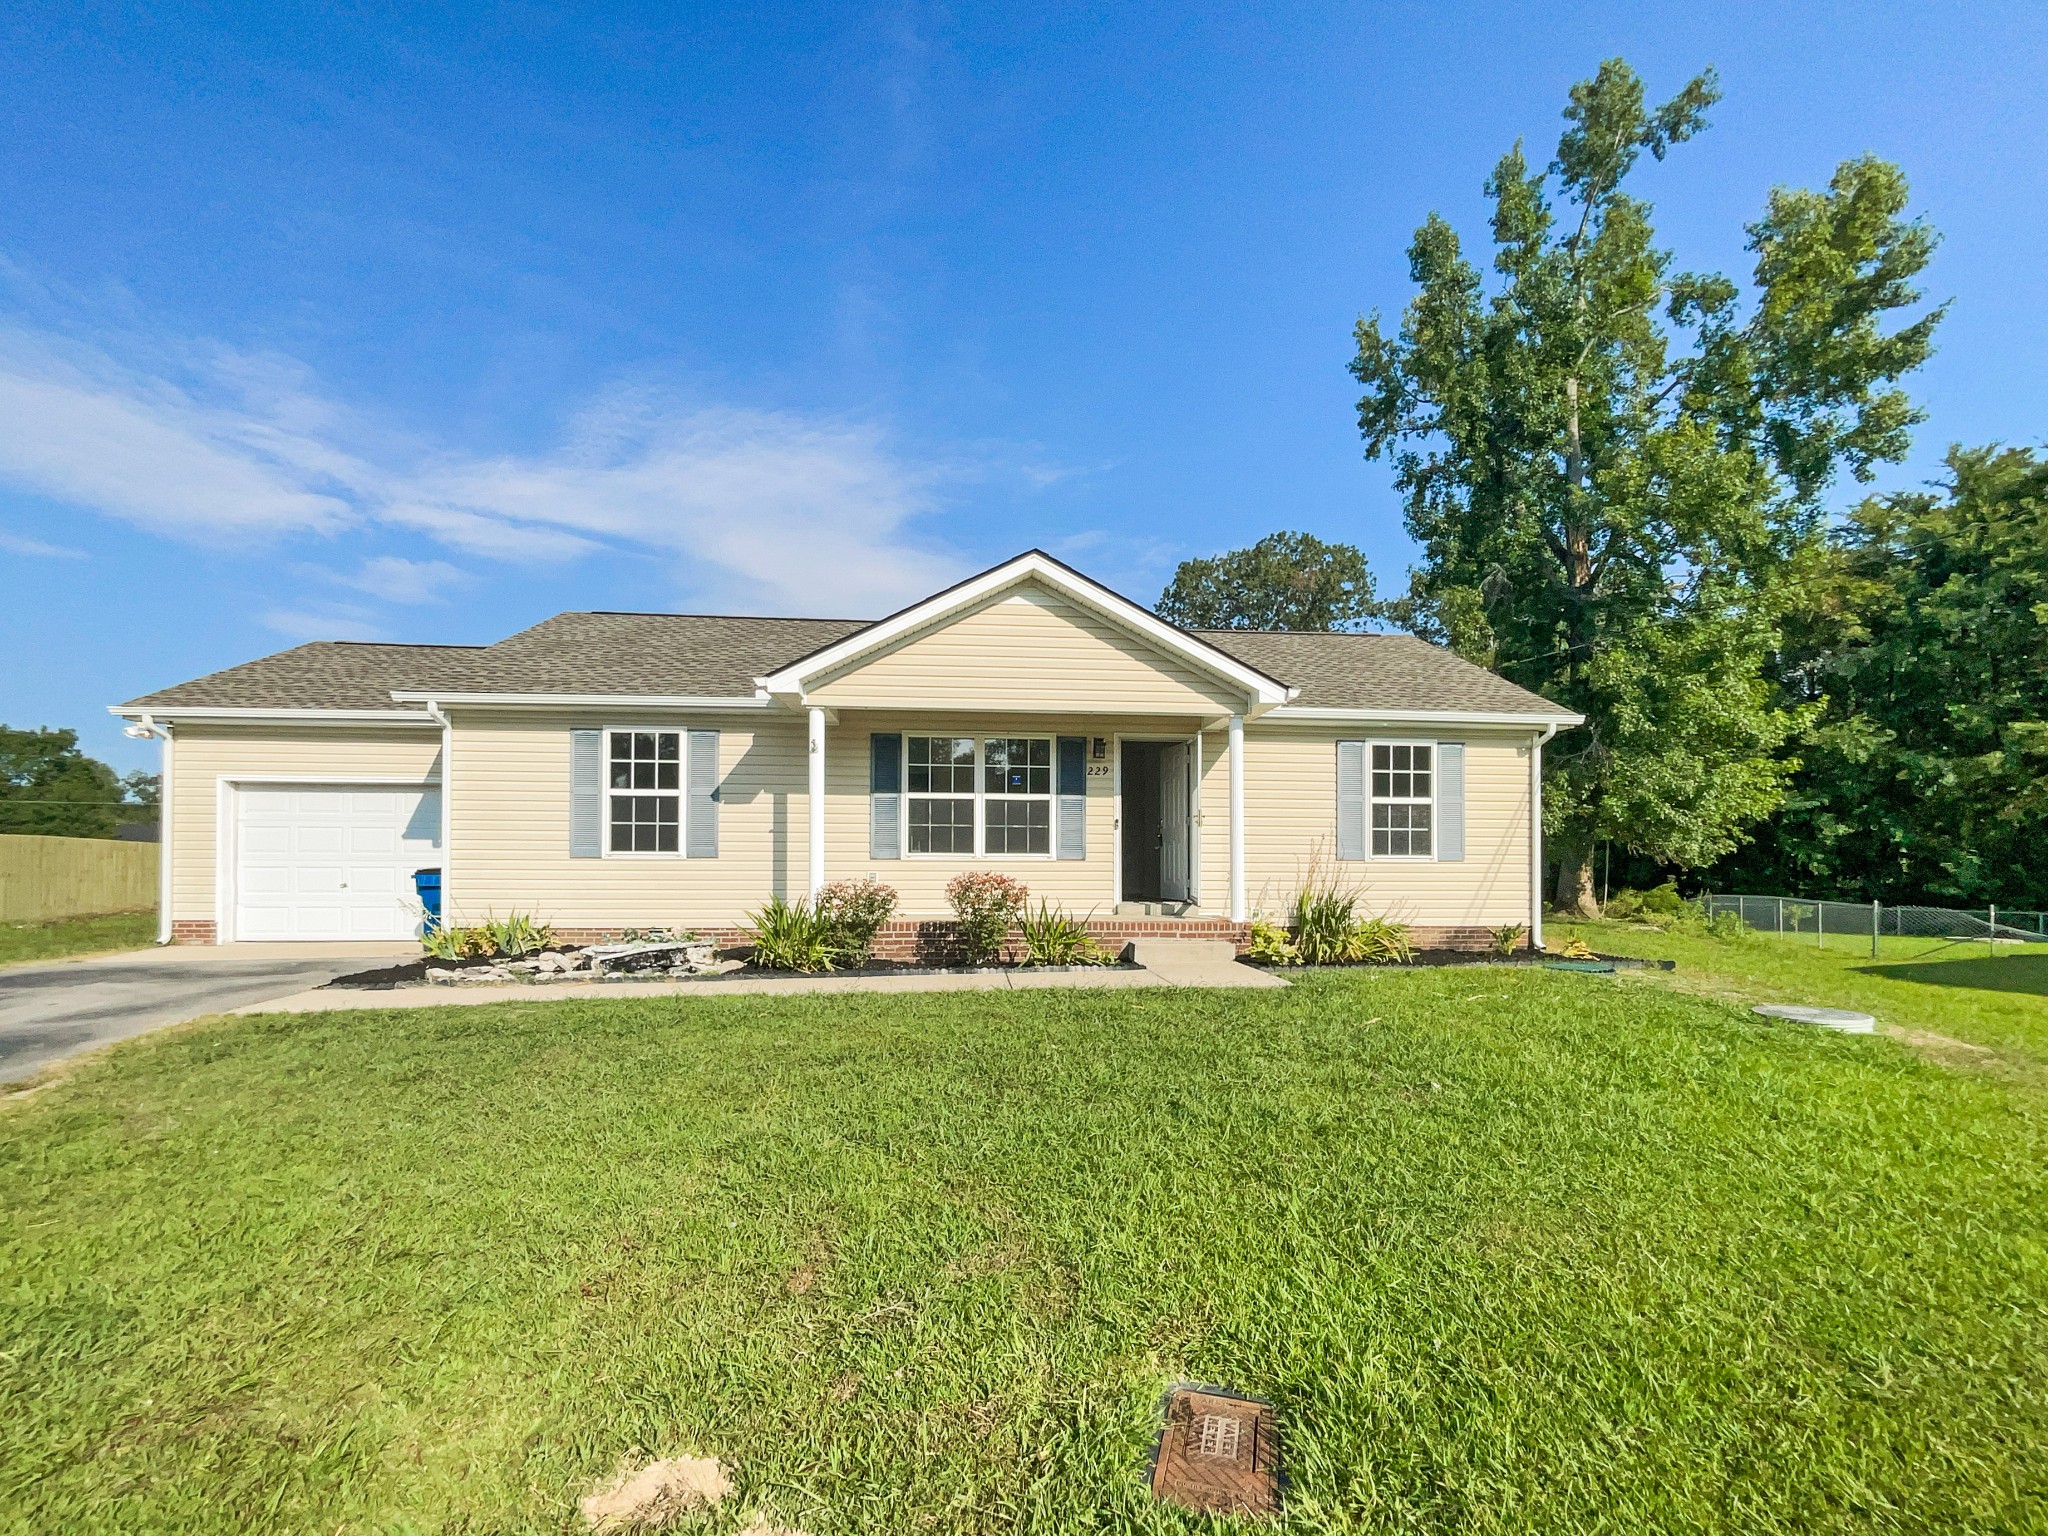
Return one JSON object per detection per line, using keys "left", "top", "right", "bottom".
{"left": 123, "top": 715, "right": 174, "bottom": 944}
{"left": 424, "top": 700, "right": 452, "bottom": 925}
{"left": 807, "top": 705, "right": 827, "bottom": 900}
{"left": 1228, "top": 712, "right": 1246, "bottom": 923}
{"left": 1529, "top": 722, "right": 1558, "bottom": 950}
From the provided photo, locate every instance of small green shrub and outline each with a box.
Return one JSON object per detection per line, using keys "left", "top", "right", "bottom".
{"left": 746, "top": 895, "right": 838, "bottom": 972}
{"left": 1492, "top": 922, "right": 1529, "bottom": 955}
{"left": 419, "top": 913, "right": 553, "bottom": 961}
{"left": 1247, "top": 919, "right": 1299, "bottom": 965}
{"left": 1703, "top": 911, "right": 1757, "bottom": 942}
{"left": 1605, "top": 882, "right": 1694, "bottom": 925}
{"left": 477, "top": 912, "right": 554, "bottom": 957}
{"left": 1018, "top": 901, "right": 1108, "bottom": 966}
{"left": 1290, "top": 883, "right": 1361, "bottom": 965}
{"left": 815, "top": 877, "right": 898, "bottom": 965}
{"left": 947, "top": 871, "right": 1028, "bottom": 965}
{"left": 1349, "top": 916, "right": 1415, "bottom": 965}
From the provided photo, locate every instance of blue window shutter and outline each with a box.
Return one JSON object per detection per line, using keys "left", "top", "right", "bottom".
{"left": 570, "top": 729, "right": 603, "bottom": 858}
{"left": 1056, "top": 736, "right": 1086, "bottom": 860}
{"left": 1336, "top": 740, "right": 1366, "bottom": 860}
{"left": 686, "top": 729, "right": 720, "bottom": 858}
{"left": 869, "top": 733, "right": 902, "bottom": 859}
{"left": 1435, "top": 741, "right": 1464, "bottom": 861}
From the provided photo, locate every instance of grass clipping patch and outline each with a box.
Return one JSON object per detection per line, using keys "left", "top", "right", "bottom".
{"left": 580, "top": 1453, "right": 732, "bottom": 1531}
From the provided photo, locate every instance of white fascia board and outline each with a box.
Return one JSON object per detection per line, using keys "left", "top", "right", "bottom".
{"left": 107, "top": 705, "right": 440, "bottom": 726}
{"left": 1267, "top": 705, "right": 1586, "bottom": 729}
{"left": 384, "top": 691, "right": 774, "bottom": 709}
{"left": 754, "top": 551, "right": 1293, "bottom": 706}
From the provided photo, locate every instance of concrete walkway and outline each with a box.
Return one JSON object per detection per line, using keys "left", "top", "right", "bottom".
{"left": 240, "top": 939, "right": 1285, "bottom": 1016}
{"left": 0, "top": 942, "right": 417, "bottom": 1083}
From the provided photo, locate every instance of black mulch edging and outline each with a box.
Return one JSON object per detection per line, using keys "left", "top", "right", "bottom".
{"left": 1240, "top": 949, "right": 1671, "bottom": 973}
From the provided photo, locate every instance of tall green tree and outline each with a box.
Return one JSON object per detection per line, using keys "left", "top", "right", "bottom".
{"left": 1157, "top": 531, "right": 1379, "bottom": 631}
{"left": 1351, "top": 59, "right": 1941, "bottom": 913}
{"left": 0, "top": 725, "right": 124, "bottom": 838}
{"left": 1718, "top": 445, "right": 2048, "bottom": 906}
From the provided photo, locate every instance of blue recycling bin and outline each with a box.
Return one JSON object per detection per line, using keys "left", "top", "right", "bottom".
{"left": 413, "top": 867, "right": 443, "bottom": 929}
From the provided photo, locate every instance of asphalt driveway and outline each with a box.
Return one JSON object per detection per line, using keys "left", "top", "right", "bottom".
{"left": 0, "top": 944, "right": 415, "bottom": 1085}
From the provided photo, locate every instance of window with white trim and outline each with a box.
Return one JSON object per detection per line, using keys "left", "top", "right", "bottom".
{"left": 907, "top": 735, "right": 975, "bottom": 853}
{"left": 1371, "top": 742, "right": 1433, "bottom": 857}
{"left": 983, "top": 737, "right": 1051, "bottom": 854}
{"left": 903, "top": 735, "right": 1054, "bottom": 856}
{"left": 608, "top": 730, "right": 680, "bottom": 853}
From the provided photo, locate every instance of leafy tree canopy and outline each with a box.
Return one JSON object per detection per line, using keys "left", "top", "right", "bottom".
{"left": 1716, "top": 445, "right": 2048, "bottom": 906}
{"left": 1157, "top": 532, "right": 1379, "bottom": 631}
{"left": 1351, "top": 57, "right": 1941, "bottom": 912}
{"left": 0, "top": 725, "right": 125, "bottom": 839}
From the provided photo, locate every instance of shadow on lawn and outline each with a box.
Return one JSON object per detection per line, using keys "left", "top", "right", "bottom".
{"left": 1857, "top": 953, "right": 2048, "bottom": 998}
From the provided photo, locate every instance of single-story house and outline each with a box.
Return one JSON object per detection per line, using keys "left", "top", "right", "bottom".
{"left": 112, "top": 551, "right": 1579, "bottom": 954}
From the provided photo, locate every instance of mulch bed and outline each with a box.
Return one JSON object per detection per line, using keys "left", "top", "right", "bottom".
{"left": 1241, "top": 949, "right": 1671, "bottom": 973}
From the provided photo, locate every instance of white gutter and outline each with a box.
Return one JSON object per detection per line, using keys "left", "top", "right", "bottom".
{"left": 121, "top": 714, "right": 174, "bottom": 944}
{"left": 387, "top": 691, "right": 772, "bottom": 710}
{"left": 1269, "top": 705, "right": 1586, "bottom": 728}
{"left": 108, "top": 706, "right": 438, "bottom": 726}
{"left": 1530, "top": 722, "right": 1559, "bottom": 950}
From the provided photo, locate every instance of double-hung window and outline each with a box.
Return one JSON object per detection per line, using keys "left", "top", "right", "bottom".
{"left": 907, "top": 735, "right": 976, "bottom": 854}
{"left": 903, "top": 735, "right": 1053, "bottom": 856}
{"left": 1371, "top": 742, "right": 1433, "bottom": 857}
{"left": 982, "top": 737, "right": 1051, "bottom": 854}
{"left": 609, "top": 730, "right": 680, "bottom": 853}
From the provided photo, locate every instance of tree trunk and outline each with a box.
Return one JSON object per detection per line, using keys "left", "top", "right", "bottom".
{"left": 1552, "top": 838, "right": 1601, "bottom": 918}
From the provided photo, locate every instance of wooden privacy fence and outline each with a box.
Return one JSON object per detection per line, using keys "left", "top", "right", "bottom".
{"left": 0, "top": 834, "right": 158, "bottom": 923}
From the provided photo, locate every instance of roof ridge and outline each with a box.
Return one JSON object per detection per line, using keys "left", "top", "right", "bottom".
{"left": 566, "top": 611, "right": 871, "bottom": 622}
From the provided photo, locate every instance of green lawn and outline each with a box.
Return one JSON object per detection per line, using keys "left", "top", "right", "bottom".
{"left": 0, "top": 912, "right": 156, "bottom": 969}
{"left": 3, "top": 972, "right": 2045, "bottom": 1533}
{"left": 1556, "top": 918, "right": 2048, "bottom": 1074}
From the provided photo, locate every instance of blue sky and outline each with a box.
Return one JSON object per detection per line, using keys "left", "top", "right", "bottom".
{"left": 3, "top": 1, "right": 2044, "bottom": 772}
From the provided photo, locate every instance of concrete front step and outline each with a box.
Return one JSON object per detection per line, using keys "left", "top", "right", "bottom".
{"left": 1125, "top": 938, "right": 1286, "bottom": 989}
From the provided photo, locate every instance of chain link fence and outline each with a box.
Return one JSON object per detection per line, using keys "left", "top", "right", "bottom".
{"left": 1704, "top": 893, "right": 2048, "bottom": 954}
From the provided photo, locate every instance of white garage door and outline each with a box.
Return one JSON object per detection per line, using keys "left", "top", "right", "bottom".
{"left": 234, "top": 784, "right": 442, "bottom": 942}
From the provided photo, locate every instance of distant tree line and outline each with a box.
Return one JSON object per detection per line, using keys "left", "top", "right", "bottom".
{"left": 0, "top": 725, "right": 158, "bottom": 839}
{"left": 1161, "top": 59, "right": 2046, "bottom": 912}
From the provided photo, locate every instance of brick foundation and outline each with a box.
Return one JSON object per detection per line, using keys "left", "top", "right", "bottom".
{"left": 169, "top": 920, "right": 217, "bottom": 944}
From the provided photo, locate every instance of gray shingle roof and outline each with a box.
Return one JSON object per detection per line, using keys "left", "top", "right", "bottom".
{"left": 124, "top": 611, "right": 1560, "bottom": 718}
{"left": 1195, "top": 630, "right": 1556, "bottom": 714}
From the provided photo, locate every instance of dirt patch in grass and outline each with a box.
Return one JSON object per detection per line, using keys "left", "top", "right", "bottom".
{"left": 579, "top": 1453, "right": 732, "bottom": 1531}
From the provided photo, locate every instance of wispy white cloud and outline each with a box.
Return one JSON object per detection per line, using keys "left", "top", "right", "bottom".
{"left": 0, "top": 322, "right": 973, "bottom": 614}
{"left": 256, "top": 603, "right": 390, "bottom": 642}
{"left": 316, "top": 555, "right": 470, "bottom": 606}
{"left": 0, "top": 527, "right": 86, "bottom": 558}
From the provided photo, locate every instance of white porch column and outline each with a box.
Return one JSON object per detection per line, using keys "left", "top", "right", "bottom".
{"left": 1228, "top": 712, "right": 1246, "bottom": 922}
{"left": 807, "top": 705, "right": 827, "bottom": 900}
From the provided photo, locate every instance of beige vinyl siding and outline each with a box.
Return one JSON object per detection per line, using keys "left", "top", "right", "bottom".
{"left": 807, "top": 584, "right": 1247, "bottom": 714}
{"left": 1198, "top": 723, "right": 1533, "bottom": 928}
{"left": 446, "top": 710, "right": 802, "bottom": 928}
{"left": 168, "top": 727, "right": 444, "bottom": 922}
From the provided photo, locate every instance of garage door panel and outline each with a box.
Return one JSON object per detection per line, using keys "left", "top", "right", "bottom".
{"left": 235, "top": 783, "right": 440, "bottom": 942}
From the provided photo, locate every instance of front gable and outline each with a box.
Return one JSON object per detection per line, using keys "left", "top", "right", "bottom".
{"left": 803, "top": 581, "right": 1248, "bottom": 713}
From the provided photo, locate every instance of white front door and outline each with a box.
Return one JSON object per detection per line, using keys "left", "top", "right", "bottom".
{"left": 1159, "top": 741, "right": 1191, "bottom": 902}
{"left": 234, "top": 785, "right": 441, "bottom": 941}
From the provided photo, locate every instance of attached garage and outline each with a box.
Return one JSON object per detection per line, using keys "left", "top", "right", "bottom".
{"left": 231, "top": 784, "right": 441, "bottom": 942}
